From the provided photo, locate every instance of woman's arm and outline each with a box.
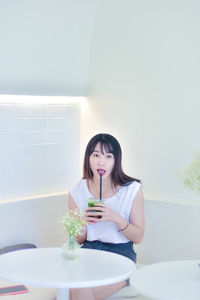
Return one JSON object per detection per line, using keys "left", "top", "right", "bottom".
{"left": 117, "top": 186, "right": 145, "bottom": 243}
{"left": 91, "top": 186, "right": 145, "bottom": 244}
{"left": 68, "top": 193, "right": 87, "bottom": 245}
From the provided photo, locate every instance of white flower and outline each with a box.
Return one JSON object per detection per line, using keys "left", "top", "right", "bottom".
{"left": 178, "top": 152, "right": 200, "bottom": 196}
{"left": 60, "top": 208, "right": 87, "bottom": 239}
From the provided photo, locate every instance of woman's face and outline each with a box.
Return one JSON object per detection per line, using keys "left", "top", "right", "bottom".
{"left": 89, "top": 142, "right": 115, "bottom": 181}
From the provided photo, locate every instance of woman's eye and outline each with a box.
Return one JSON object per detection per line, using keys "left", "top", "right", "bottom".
{"left": 107, "top": 154, "right": 113, "bottom": 159}
{"left": 93, "top": 153, "right": 99, "bottom": 157}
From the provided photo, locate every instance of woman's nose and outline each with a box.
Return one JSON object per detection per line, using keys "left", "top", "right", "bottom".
{"left": 98, "top": 156, "right": 105, "bottom": 165}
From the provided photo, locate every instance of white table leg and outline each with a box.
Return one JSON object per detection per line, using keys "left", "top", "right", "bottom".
{"left": 57, "top": 288, "right": 69, "bottom": 300}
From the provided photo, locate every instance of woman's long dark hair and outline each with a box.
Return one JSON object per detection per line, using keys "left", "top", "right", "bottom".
{"left": 83, "top": 133, "right": 141, "bottom": 186}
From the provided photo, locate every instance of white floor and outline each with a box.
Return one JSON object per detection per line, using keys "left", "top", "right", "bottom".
{"left": 109, "top": 297, "right": 151, "bottom": 300}
{"left": 106, "top": 285, "right": 152, "bottom": 300}
{"left": 0, "top": 279, "right": 153, "bottom": 300}
{"left": 136, "top": 296, "right": 152, "bottom": 300}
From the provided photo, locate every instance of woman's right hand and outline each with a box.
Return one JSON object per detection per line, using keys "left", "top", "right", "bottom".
{"left": 83, "top": 207, "right": 100, "bottom": 224}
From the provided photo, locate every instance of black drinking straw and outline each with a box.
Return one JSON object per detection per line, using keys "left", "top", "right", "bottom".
{"left": 100, "top": 173, "right": 102, "bottom": 201}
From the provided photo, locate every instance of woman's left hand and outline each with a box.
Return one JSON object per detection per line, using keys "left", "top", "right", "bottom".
{"left": 90, "top": 203, "right": 121, "bottom": 224}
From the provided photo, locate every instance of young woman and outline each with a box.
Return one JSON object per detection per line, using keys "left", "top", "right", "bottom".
{"left": 68, "top": 133, "right": 144, "bottom": 300}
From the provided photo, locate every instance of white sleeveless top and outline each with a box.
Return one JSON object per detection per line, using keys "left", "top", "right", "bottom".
{"left": 70, "top": 179, "right": 141, "bottom": 244}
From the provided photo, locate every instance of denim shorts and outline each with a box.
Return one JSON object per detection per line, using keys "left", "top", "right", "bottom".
{"left": 81, "top": 240, "right": 136, "bottom": 263}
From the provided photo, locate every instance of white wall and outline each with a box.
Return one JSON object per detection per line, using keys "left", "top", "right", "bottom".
{"left": 0, "top": 0, "right": 98, "bottom": 249}
{"left": 0, "top": 95, "right": 81, "bottom": 201}
{"left": 1, "top": 0, "right": 200, "bottom": 262}
{"left": 82, "top": 0, "right": 200, "bottom": 206}
{"left": 0, "top": 0, "right": 101, "bottom": 96}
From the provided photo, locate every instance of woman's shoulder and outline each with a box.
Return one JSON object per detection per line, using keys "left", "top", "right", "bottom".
{"left": 70, "top": 179, "right": 87, "bottom": 194}
{"left": 69, "top": 179, "right": 88, "bottom": 208}
{"left": 121, "top": 180, "right": 142, "bottom": 196}
{"left": 125, "top": 180, "right": 142, "bottom": 189}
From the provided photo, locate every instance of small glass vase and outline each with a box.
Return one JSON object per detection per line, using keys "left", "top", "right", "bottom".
{"left": 62, "top": 237, "right": 80, "bottom": 260}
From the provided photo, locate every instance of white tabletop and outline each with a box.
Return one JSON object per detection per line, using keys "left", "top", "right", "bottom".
{"left": 0, "top": 247, "right": 135, "bottom": 289}
{"left": 132, "top": 260, "right": 200, "bottom": 300}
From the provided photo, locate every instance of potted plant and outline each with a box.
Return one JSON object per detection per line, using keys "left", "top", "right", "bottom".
{"left": 60, "top": 208, "right": 87, "bottom": 259}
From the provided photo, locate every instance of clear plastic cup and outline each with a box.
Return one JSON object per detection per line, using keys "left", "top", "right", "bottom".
{"left": 88, "top": 198, "right": 104, "bottom": 219}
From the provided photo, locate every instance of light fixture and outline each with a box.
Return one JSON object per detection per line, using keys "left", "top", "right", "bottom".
{"left": 0, "top": 95, "right": 85, "bottom": 105}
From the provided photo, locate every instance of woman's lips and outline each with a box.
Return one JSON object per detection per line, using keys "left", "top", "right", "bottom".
{"left": 97, "top": 169, "right": 106, "bottom": 175}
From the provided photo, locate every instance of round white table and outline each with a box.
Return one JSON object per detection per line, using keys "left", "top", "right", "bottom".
{"left": 0, "top": 247, "right": 135, "bottom": 300}
{"left": 132, "top": 260, "right": 200, "bottom": 300}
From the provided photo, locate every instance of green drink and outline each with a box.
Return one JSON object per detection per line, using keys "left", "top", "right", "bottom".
{"left": 88, "top": 198, "right": 104, "bottom": 219}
